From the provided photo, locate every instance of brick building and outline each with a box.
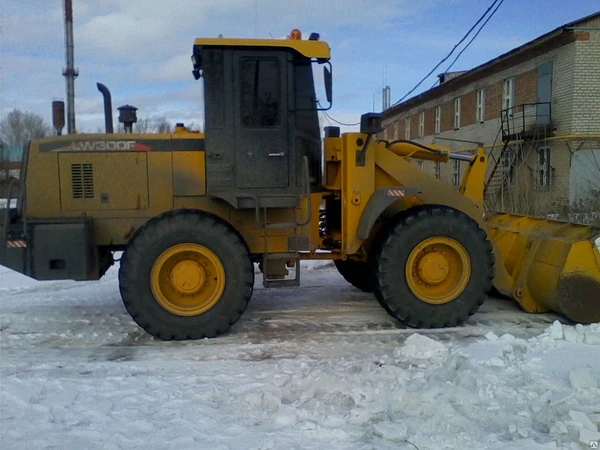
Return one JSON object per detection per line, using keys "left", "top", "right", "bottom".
{"left": 381, "top": 12, "right": 600, "bottom": 221}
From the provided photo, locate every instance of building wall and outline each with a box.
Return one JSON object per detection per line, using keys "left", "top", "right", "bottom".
{"left": 381, "top": 19, "right": 600, "bottom": 216}
{"left": 571, "top": 28, "right": 600, "bottom": 134}
{"left": 382, "top": 43, "right": 580, "bottom": 151}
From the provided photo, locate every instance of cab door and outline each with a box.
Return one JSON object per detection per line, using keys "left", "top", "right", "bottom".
{"left": 233, "top": 51, "right": 289, "bottom": 189}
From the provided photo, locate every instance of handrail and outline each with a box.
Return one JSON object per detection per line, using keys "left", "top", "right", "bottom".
{"left": 501, "top": 102, "right": 552, "bottom": 143}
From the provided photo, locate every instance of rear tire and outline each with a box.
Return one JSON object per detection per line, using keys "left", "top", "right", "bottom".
{"left": 334, "top": 259, "right": 374, "bottom": 293}
{"left": 373, "top": 206, "right": 494, "bottom": 328}
{"left": 118, "top": 210, "right": 254, "bottom": 340}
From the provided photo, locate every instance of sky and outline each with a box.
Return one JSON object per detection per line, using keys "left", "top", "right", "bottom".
{"left": 1, "top": 0, "right": 599, "bottom": 134}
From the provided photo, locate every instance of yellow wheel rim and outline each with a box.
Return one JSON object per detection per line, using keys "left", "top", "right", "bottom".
{"left": 151, "top": 243, "right": 225, "bottom": 316}
{"left": 405, "top": 237, "right": 471, "bottom": 305}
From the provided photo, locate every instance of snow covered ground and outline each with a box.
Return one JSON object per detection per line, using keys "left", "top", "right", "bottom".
{"left": 1, "top": 261, "right": 599, "bottom": 450}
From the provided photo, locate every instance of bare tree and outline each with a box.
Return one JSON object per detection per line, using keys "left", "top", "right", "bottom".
{"left": 134, "top": 115, "right": 173, "bottom": 134}
{"left": 0, "top": 109, "right": 51, "bottom": 184}
{"left": 134, "top": 117, "right": 152, "bottom": 133}
{"left": 154, "top": 116, "right": 172, "bottom": 134}
{"left": 183, "top": 120, "right": 203, "bottom": 132}
{"left": 0, "top": 109, "right": 51, "bottom": 147}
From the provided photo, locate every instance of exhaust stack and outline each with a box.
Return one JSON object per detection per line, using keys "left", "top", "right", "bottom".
{"left": 96, "top": 83, "right": 114, "bottom": 133}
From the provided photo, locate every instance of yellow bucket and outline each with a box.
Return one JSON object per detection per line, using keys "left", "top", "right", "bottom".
{"left": 486, "top": 212, "right": 600, "bottom": 323}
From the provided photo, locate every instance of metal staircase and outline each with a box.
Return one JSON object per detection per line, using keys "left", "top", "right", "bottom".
{"left": 484, "top": 103, "right": 551, "bottom": 209}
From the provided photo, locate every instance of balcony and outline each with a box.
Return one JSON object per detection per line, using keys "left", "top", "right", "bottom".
{"left": 501, "top": 102, "right": 552, "bottom": 143}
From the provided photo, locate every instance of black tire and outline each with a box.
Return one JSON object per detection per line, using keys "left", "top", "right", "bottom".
{"left": 373, "top": 205, "right": 494, "bottom": 328}
{"left": 334, "top": 259, "right": 374, "bottom": 293}
{"left": 118, "top": 210, "right": 254, "bottom": 340}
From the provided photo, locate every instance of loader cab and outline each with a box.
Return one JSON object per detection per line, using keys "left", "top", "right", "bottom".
{"left": 192, "top": 32, "right": 332, "bottom": 209}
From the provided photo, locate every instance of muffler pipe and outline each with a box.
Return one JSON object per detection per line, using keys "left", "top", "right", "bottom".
{"left": 96, "top": 83, "right": 114, "bottom": 134}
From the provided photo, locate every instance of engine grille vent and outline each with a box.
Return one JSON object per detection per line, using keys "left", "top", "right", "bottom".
{"left": 71, "top": 163, "right": 94, "bottom": 199}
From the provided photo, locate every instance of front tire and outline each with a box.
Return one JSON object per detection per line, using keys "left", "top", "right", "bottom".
{"left": 373, "top": 206, "right": 494, "bottom": 328}
{"left": 118, "top": 210, "right": 254, "bottom": 340}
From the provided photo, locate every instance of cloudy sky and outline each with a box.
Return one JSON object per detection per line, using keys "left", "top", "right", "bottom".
{"left": 2, "top": 0, "right": 599, "bottom": 133}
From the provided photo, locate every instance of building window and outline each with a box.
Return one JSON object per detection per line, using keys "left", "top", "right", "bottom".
{"left": 503, "top": 78, "right": 515, "bottom": 115}
{"left": 417, "top": 160, "right": 424, "bottom": 170}
{"left": 405, "top": 117, "right": 411, "bottom": 140}
{"left": 418, "top": 112, "right": 425, "bottom": 137}
{"left": 435, "top": 161, "right": 441, "bottom": 180}
{"left": 538, "top": 147, "right": 551, "bottom": 189}
{"left": 435, "top": 105, "right": 441, "bottom": 134}
{"left": 476, "top": 89, "right": 485, "bottom": 123}
{"left": 452, "top": 159, "right": 461, "bottom": 186}
{"left": 454, "top": 97, "right": 461, "bottom": 129}
{"left": 394, "top": 122, "right": 399, "bottom": 140}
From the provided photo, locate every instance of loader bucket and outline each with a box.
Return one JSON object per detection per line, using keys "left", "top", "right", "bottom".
{"left": 486, "top": 212, "right": 600, "bottom": 324}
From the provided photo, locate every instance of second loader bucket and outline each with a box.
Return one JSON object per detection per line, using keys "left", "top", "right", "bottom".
{"left": 486, "top": 212, "right": 600, "bottom": 324}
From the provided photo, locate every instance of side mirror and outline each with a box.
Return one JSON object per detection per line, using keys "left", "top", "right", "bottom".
{"left": 324, "top": 66, "right": 332, "bottom": 105}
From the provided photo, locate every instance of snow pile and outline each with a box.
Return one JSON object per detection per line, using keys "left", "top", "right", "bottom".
{"left": 536, "top": 320, "right": 600, "bottom": 346}
{"left": 192, "top": 322, "right": 600, "bottom": 449}
{"left": 393, "top": 333, "right": 448, "bottom": 362}
{"left": 569, "top": 368, "right": 598, "bottom": 390}
{"left": 455, "top": 321, "right": 600, "bottom": 447}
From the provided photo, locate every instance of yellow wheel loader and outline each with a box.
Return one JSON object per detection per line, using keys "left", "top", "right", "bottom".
{"left": 1, "top": 30, "right": 599, "bottom": 340}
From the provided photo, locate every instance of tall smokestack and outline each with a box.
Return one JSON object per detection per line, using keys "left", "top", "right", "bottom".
{"left": 63, "top": 0, "right": 78, "bottom": 134}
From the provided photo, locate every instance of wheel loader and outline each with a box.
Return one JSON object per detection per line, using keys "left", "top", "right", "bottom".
{"left": 1, "top": 30, "right": 599, "bottom": 340}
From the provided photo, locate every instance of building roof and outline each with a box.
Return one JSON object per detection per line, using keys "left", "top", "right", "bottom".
{"left": 384, "top": 11, "right": 600, "bottom": 118}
